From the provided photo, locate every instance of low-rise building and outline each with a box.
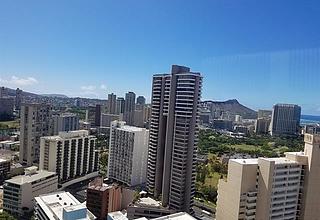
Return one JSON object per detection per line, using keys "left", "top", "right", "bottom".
{"left": 34, "top": 191, "right": 96, "bottom": 220}
{"left": 86, "top": 178, "right": 122, "bottom": 220}
{"left": 212, "top": 119, "right": 233, "bottom": 131}
{"left": 127, "top": 197, "right": 176, "bottom": 219}
{"left": 233, "top": 125, "right": 249, "bottom": 135}
{"left": 107, "top": 211, "right": 148, "bottom": 220}
{"left": 153, "top": 212, "right": 196, "bottom": 219}
{"left": 3, "top": 167, "right": 58, "bottom": 217}
{"left": 0, "top": 140, "right": 20, "bottom": 150}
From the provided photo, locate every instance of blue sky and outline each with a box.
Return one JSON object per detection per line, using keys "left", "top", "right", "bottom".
{"left": 0, "top": 0, "right": 320, "bottom": 114}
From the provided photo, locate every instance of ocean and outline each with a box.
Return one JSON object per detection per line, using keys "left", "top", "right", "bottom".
{"left": 301, "top": 115, "right": 320, "bottom": 125}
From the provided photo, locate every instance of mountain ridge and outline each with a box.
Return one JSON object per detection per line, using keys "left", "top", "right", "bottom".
{"left": 203, "top": 99, "right": 257, "bottom": 119}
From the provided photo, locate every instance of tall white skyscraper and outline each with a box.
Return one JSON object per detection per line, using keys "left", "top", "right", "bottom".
{"left": 107, "top": 121, "right": 149, "bottom": 187}
{"left": 147, "top": 65, "right": 202, "bottom": 213}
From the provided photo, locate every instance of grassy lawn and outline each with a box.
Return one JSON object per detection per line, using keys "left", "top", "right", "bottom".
{"left": 205, "top": 172, "right": 223, "bottom": 187}
{"left": 0, "top": 120, "right": 20, "bottom": 129}
{"left": 226, "top": 144, "right": 259, "bottom": 151}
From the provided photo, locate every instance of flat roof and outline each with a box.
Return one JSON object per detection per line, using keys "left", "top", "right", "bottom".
{"left": 135, "top": 197, "right": 161, "bottom": 207}
{"left": 285, "top": 151, "right": 305, "bottom": 156}
{"left": 88, "top": 183, "right": 113, "bottom": 191}
{"left": 107, "top": 211, "right": 128, "bottom": 220}
{"left": 153, "top": 212, "right": 196, "bottom": 220}
{"left": 34, "top": 191, "right": 95, "bottom": 220}
{"left": 0, "top": 158, "right": 9, "bottom": 163}
{"left": 230, "top": 159, "right": 258, "bottom": 165}
{"left": 5, "top": 170, "right": 56, "bottom": 185}
{"left": 118, "top": 125, "right": 146, "bottom": 132}
{"left": 261, "top": 157, "right": 300, "bottom": 164}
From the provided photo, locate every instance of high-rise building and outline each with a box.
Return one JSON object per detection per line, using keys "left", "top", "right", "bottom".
{"left": 100, "top": 113, "right": 120, "bottom": 128}
{"left": 0, "top": 158, "right": 10, "bottom": 184}
{"left": 147, "top": 65, "right": 202, "bottom": 213}
{"left": 86, "top": 178, "right": 122, "bottom": 220}
{"left": 0, "top": 97, "right": 14, "bottom": 121}
{"left": 52, "top": 113, "right": 80, "bottom": 135}
{"left": 108, "top": 121, "right": 149, "bottom": 187}
{"left": 34, "top": 191, "right": 96, "bottom": 220}
{"left": 86, "top": 106, "right": 96, "bottom": 127}
{"left": 137, "top": 96, "right": 146, "bottom": 105}
{"left": 107, "top": 93, "right": 117, "bottom": 114}
{"left": 15, "top": 88, "right": 23, "bottom": 111}
{"left": 95, "top": 104, "right": 102, "bottom": 127}
{"left": 3, "top": 166, "right": 58, "bottom": 217}
{"left": 20, "top": 103, "right": 53, "bottom": 165}
{"left": 39, "top": 130, "right": 99, "bottom": 188}
{"left": 216, "top": 133, "right": 320, "bottom": 220}
{"left": 134, "top": 108, "right": 144, "bottom": 128}
{"left": 116, "top": 97, "right": 125, "bottom": 115}
{"left": 270, "top": 104, "right": 301, "bottom": 136}
{"left": 123, "top": 92, "right": 136, "bottom": 125}
{"left": 0, "top": 86, "right": 8, "bottom": 98}
{"left": 257, "top": 109, "right": 272, "bottom": 119}
{"left": 255, "top": 118, "right": 271, "bottom": 134}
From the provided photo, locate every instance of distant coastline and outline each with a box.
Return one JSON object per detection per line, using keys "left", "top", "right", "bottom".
{"left": 301, "top": 115, "right": 320, "bottom": 125}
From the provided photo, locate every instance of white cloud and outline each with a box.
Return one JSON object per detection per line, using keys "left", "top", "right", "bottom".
{"left": 0, "top": 75, "right": 38, "bottom": 87}
{"left": 80, "top": 85, "right": 96, "bottom": 91}
{"left": 100, "top": 84, "right": 107, "bottom": 90}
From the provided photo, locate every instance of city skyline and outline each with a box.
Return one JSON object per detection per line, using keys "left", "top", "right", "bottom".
{"left": 1, "top": 0, "right": 320, "bottom": 115}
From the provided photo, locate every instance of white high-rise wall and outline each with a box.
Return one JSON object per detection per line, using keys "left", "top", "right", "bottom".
{"left": 108, "top": 121, "right": 149, "bottom": 186}
{"left": 216, "top": 134, "right": 320, "bottom": 220}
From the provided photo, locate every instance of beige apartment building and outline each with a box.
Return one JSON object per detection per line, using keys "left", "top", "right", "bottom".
{"left": 216, "top": 133, "right": 320, "bottom": 220}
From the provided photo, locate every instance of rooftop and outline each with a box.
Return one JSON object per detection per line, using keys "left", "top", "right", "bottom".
{"left": 0, "top": 158, "right": 9, "bottom": 163}
{"left": 231, "top": 158, "right": 258, "bottom": 165}
{"left": 118, "top": 125, "right": 146, "bottom": 132}
{"left": 135, "top": 197, "right": 161, "bottom": 207}
{"left": 88, "top": 183, "right": 113, "bottom": 191}
{"left": 153, "top": 212, "right": 196, "bottom": 220}
{"left": 34, "top": 191, "right": 95, "bottom": 220}
{"left": 42, "top": 130, "right": 91, "bottom": 141}
{"left": 107, "top": 211, "right": 128, "bottom": 220}
{"left": 5, "top": 169, "right": 56, "bottom": 185}
{"left": 261, "top": 157, "right": 300, "bottom": 164}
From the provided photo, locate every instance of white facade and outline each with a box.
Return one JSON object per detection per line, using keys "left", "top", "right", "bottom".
{"left": 3, "top": 167, "right": 58, "bottom": 217}
{"left": 216, "top": 136, "right": 316, "bottom": 220}
{"left": 52, "top": 113, "right": 80, "bottom": 135}
{"left": 108, "top": 121, "right": 149, "bottom": 186}
{"left": 34, "top": 191, "right": 95, "bottom": 220}
{"left": 39, "top": 130, "right": 99, "bottom": 188}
